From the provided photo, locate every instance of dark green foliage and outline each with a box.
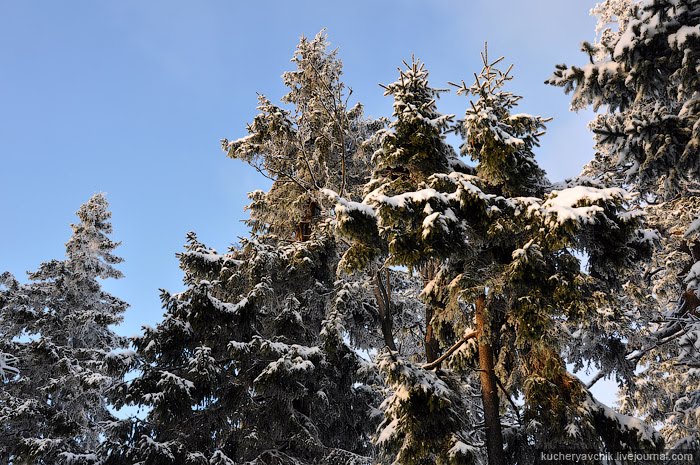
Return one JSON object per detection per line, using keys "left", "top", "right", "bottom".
{"left": 332, "top": 51, "right": 660, "bottom": 464}
{"left": 105, "top": 234, "right": 376, "bottom": 465}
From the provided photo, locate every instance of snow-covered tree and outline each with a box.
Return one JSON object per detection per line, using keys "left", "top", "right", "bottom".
{"left": 0, "top": 193, "right": 129, "bottom": 464}
{"left": 374, "top": 349, "right": 482, "bottom": 465}
{"left": 104, "top": 31, "right": 429, "bottom": 465}
{"left": 103, "top": 233, "right": 376, "bottom": 465}
{"left": 221, "top": 29, "right": 379, "bottom": 242}
{"left": 0, "top": 284, "right": 19, "bottom": 384}
{"left": 331, "top": 51, "right": 660, "bottom": 465}
{"left": 221, "top": 30, "right": 416, "bottom": 356}
{"left": 548, "top": 0, "right": 700, "bottom": 454}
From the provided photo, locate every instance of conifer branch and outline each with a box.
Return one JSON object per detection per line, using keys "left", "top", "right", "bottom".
{"left": 422, "top": 330, "right": 477, "bottom": 370}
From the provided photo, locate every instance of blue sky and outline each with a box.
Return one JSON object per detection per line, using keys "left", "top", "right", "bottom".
{"left": 1, "top": 0, "right": 608, "bottom": 391}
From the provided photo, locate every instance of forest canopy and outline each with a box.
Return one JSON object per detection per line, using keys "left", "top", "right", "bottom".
{"left": 2, "top": 1, "right": 700, "bottom": 464}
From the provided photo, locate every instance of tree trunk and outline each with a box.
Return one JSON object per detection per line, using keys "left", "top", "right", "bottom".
{"left": 475, "top": 294, "right": 505, "bottom": 465}
{"left": 420, "top": 261, "right": 441, "bottom": 364}
{"left": 294, "top": 201, "right": 319, "bottom": 241}
{"left": 373, "top": 269, "right": 397, "bottom": 351}
{"left": 424, "top": 303, "right": 440, "bottom": 363}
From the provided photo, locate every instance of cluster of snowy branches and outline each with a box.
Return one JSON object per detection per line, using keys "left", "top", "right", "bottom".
{"left": 2, "top": 1, "right": 700, "bottom": 464}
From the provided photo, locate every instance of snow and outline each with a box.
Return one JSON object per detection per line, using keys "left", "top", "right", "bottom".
{"left": 684, "top": 260, "right": 700, "bottom": 294}
{"left": 614, "top": 18, "right": 640, "bottom": 58}
{"left": 581, "top": 61, "right": 621, "bottom": 84}
{"left": 583, "top": 394, "right": 659, "bottom": 444}
{"left": 223, "top": 133, "right": 255, "bottom": 151}
{"left": 684, "top": 215, "right": 700, "bottom": 238}
{"left": 367, "top": 172, "right": 495, "bottom": 214}
{"left": 633, "top": 228, "right": 659, "bottom": 246}
{"left": 323, "top": 188, "right": 376, "bottom": 218}
{"left": 209, "top": 294, "right": 248, "bottom": 315}
{"left": 421, "top": 211, "right": 451, "bottom": 238}
{"left": 376, "top": 418, "right": 399, "bottom": 444}
{"left": 565, "top": 423, "right": 581, "bottom": 438}
{"left": 0, "top": 351, "right": 19, "bottom": 380}
{"left": 447, "top": 439, "right": 478, "bottom": 458}
{"left": 536, "top": 185, "right": 629, "bottom": 226}
{"left": 210, "top": 450, "right": 236, "bottom": 465}
{"left": 367, "top": 187, "right": 445, "bottom": 209}
{"left": 138, "top": 436, "right": 175, "bottom": 460}
{"left": 105, "top": 349, "right": 137, "bottom": 367}
{"left": 668, "top": 25, "right": 700, "bottom": 48}
{"left": 143, "top": 340, "right": 157, "bottom": 353}
{"left": 82, "top": 372, "right": 110, "bottom": 387}
{"left": 58, "top": 452, "right": 99, "bottom": 464}
{"left": 512, "top": 239, "right": 536, "bottom": 261}
{"left": 255, "top": 355, "right": 315, "bottom": 383}
{"left": 156, "top": 371, "right": 195, "bottom": 394}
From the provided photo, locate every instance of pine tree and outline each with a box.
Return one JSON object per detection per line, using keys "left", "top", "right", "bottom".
{"left": 106, "top": 31, "right": 415, "bottom": 465}
{"left": 222, "top": 30, "right": 411, "bottom": 355}
{"left": 221, "top": 29, "right": 378, "bottom": 242}
{"left": 548, "top": 0, "right": 700, "bottom": 453}
{"left": 104, "top": 233, "right": 375, "bottom": 465}
{"left": 0, "top": 193, "right": 129, "bottom": 465}
{"left": 332, "top": 52, "right": 660, "bottom": 465}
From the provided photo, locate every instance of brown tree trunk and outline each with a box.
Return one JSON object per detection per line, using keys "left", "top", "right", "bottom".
{"left": 373, "top": 269, "right": 397, "bottom": 351}
{"left": 424, "top": 303, "right": 440, "bottom": 363}
{"left": 294, "top": 201, "right": 319, "bottom": 241}
{"left": 420, "top": 261, "right": 441, "bottom": 363}
{"left": 475, "top": 294, "right": 505, "bottom": 465}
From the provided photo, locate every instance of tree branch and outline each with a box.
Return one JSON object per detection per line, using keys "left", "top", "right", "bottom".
{"left": 423, "top": 330, "right": 477, "bottom": 370}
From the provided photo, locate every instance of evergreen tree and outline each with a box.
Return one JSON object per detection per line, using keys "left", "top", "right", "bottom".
{"left": 0, "top": 285, "right": 19, "bottom": 384}
{"left": 223, "top": 30, "right": 413, "bottom": 355}
{"left": 106, "top": 31, "right": 425, "bottom": 465}
{"left": 0, "top": 193, "right": 129, "bottom": 465}
{"left": 332, "top": 52, "right": 660, "bottom": 465}
{"left": 104, "top": 233, "right": 375, "bottom": 465}
{"left": 548, "top": 0, "right": 700, "bottom": 453}
{"left": 221, "top": 29, "right": 378, "bottom": 242}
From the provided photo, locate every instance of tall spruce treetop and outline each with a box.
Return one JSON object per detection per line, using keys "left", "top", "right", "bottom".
{"left": 329, "top": 57, "right": 462, "bottom": 273}
{"left": 105, "top": 32, "right": 386, "bottom": 465}
{"left": 452, "top": 46, "right": 548, "bottom": 198}
{"left": 0, "top": 193, "right": 128, "bottom": 465}
{"left": 548, "top": 0, "right": 700, "bottom": 452}
{"left": 370, "top": 58, "right": 454, "bottom": 185}
{"left": 332, "top": 53, "right": 660, "bottom": 465}
{"left": 222, "top": 30, "right": 376, "bottom": 241}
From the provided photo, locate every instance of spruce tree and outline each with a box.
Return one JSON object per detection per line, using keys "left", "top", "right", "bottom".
{"left": 223, "top": 30, "right": 414, "bottom": 355}
{"left": 0, "top": 193, "right": 129, "bottom": 465}
{"left": 103, "top": 233, "right": 375, "bottom": 465}
{"left": 548, "top": 0, "right": 700, "bottom": 453}
{"left": 332, "top": 52, "right": 660, "bottom": 465}
{"left": 106, "top": 31, "right": 420, "bottom": 465}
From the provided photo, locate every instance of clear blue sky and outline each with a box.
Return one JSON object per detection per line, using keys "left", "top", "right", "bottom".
{"left": 1, "top": 0, "right": 606, "bottom": 388}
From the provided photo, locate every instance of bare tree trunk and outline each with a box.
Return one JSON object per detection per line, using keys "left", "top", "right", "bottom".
{"left": 424, "top": 303, "right": 440, "bottom": 363}
{"left": 475, "top": 294, "right": 505, "bottom": 465}
{"left": 373, "top": 269, "right": 397, "bottom": 351}
{"left": 420, "top": 261, "right": 441, "bottom": 363}
{"left": 295, "top": 201, "right": 319, "bottom": 241}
